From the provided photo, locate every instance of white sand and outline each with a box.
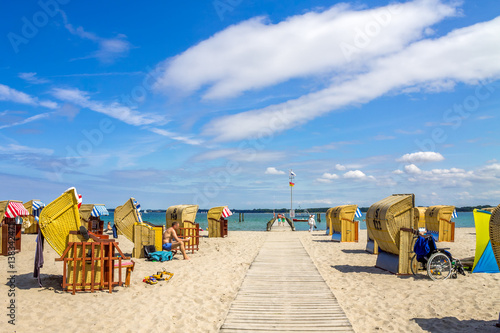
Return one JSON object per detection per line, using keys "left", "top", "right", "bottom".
{"left": 0, "top": 228, "right": 499, "bottom": 332}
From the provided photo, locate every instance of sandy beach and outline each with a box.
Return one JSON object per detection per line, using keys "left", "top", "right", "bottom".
{"left": 1, "top": 228, "right": 499, "bottom": 333}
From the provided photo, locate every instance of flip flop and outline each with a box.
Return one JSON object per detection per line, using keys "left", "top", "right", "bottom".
{"left": 79, "top": 226, "right": 90, "bottom": 241}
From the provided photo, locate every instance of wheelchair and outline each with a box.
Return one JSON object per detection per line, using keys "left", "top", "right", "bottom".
{"left": 411, "top": 233, "right": 465, "bottom": 281}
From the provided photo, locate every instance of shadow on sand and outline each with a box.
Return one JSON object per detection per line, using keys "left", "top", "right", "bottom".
{"left": 331, "top": 264, "right": 390, "bottom": 275}
{"left": 412, "top": 317, "right": 499, "bottom": 333}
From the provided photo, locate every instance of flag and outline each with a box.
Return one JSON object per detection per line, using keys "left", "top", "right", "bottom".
{"left": 290, "top": 170, "right": 296, "bottom": 177}
{"left": 355, "top": 208, "right": 362, "bottom": 218}
{"left": 289, "top": 182, "right": 295, "bottom": 187}
{"left": 452, "top": 209, "right": 458, "bottom": 218}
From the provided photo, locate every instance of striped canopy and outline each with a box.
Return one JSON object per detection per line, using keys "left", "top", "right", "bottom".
{"left": 221, "top": 207, "right": 233, "bottom": 218}
{"left": 5, "top": 201, "right": 30, "bottom": 218}
{"left": 355, "top": 208, "right": 362, "bottom": 218}
{"left": 133, "top": 200, "right": 142, "bottom": 222}
{"left": 91, "top": 205, "right": 109, "bottom": 217}
{"left": 452, "top": 209, "right": 458, "bottom": 218}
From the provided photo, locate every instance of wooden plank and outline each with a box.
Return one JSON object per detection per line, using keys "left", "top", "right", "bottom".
{"left": 219, "top": 233, "right": 353, "bottom": 332}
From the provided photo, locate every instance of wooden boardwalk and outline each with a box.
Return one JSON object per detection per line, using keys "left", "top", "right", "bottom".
{"left": 220, "top": 233, "right": 354, "bottom": 332}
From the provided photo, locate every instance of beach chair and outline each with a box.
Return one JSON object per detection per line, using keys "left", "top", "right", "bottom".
{"left": 425, "top": 205, "right": 455, "bottom": 242}
{"left": 23, "top": 200, "right": 45, "bottom": 234}
{"left": 491, "top": 205, "right": 500, "bottom": 268}
{"left": 79, "top": 204, "right": 109, "bottom": 235}
{"left": 414, "top": 207, "right": 427, "bottom": 230}
{"left": 166, "top": 204, "right": 199, "bottom": 253}
{"left": 114, "top": 198, "right": 162, "bottom": 258}
{"left": 365, "top": 194, "right": 415, "bottom": 274}
{"left": 0, "top": 200, "right": 30, "bottom": 255}
{"left": 329, "top": 205, "right": 359, "bottom": 242}
{"left": 207, "top": 206, "right": 232, "bottom": 238}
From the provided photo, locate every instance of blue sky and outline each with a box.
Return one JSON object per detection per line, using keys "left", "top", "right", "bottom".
{"left": 1, "top": 0, "right": 500, "bottom": 209}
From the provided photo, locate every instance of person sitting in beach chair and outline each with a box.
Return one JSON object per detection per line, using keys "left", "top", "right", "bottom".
{"left": 163, "top": 222, "right": 191, "bottom": 260}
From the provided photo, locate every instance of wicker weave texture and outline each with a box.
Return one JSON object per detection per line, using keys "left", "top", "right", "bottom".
{"left": 39, "top": 190, "right": 81, "bottom": 256}
{"left": 414, "top": 207, "right": 427, "bottom": 230}
{"left": 425, "top": 205, "right": 454, "bottom": 232}
{"left": 22, "top": 200, "right": 38, "bottom": 234}
{"left": 165, "top": 205, "right": 199, "bottom": 228}
{"left": 0, "top": 201, "right": 7, "bottom": 223}
{"left": 366, "top": 194, "right": 414, "bottom": 255}
{"left": 490, "top": 204, "right": 500, "bottom": 268}
{"left": 330, "top": 205, "right": 357, "bottom": 233}
{"left": 208, "top": 206, "right": 225, "bottom": 238}
{"left": 114, "top": 198, "right": 140, "bottom": 242}
{"left": 325, "top": 208, "right": 334, "bottom": 235}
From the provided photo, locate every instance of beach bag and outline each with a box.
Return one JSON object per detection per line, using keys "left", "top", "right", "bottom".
{"left": 148, "top": 251, "right": 173, "bottom": 262}
{"left": 144, "top": 245, "right": 157, "bottom": 259}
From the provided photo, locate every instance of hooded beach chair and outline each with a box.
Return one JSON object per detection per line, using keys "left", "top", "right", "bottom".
{"left": 425, "top": 205, "right": 455, "bottom": 242}
{"left": 79, "top": 204, "right": 109, "bottom": 235}
{"left": 23, "top": 200, "right": 45, "bottom": 234}
{"left": 414, "top": 207, "right": 427, "bottom": 230}
{"left": 114, "top": 198, "right": 162, "bottom": 258}
{"left": 471, "top": 208, "right": 500, "bottom": 273}
{"left": 0, "top": 200, "right": 30, "bottom": 255}
{"left": 40, "top": 188, "right": 133, "bottom": 293}
{"left": 207, "top": 206, "right": 232, "bottom": 238}
{"left": 166, "top": 204, "right": 199, "bottom": 252}
{"left": 329, "top": 205, "right": 359, "bottom": 242}
{"left": 491, "top": 205, "right": 500, "bottom": 269}
{"left": 365, "top": 194, "right": 415, "bottom": 274}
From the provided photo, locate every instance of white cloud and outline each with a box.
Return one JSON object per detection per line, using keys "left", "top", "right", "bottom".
{"left": 397, "top": 151, "right": 445, "bottom": 163}
{"left": 51, "top": 88, "right": 164, "bottom": 126}
{"left": 265, "top": 167, "right": 285, "bottom": 175}
{"left": 202, "top": 10, "right": 500, "bottom": 141}
{"left": 392, "top": 169, "right": 404, "bottom": 174}
{"left": 316, "top": 178, "right": 333, "bottom": 184}
{"left": 0, "top": 83, "right": 58, "bottom": 109}
{"left": 322, "top": 172, "right": 339, "bottom": 180}
{"left": 404, "top": 164, "right": 422, "bottom": 174}
{"left": 196, "top": 149, "right": 286, "bottom": 162}
{"left": 373, "top": 134, "right": 396, "bottom": 140}
{"left": 335, "top": 164, "right": 346, "bottom": 171}
{"left": 0, "top": 112, "right": 53, "bottom": 130}
{"left": 61, "top": 11, "right": 131, "bottom": 63}
{"left": 0, "top": 143, "right": 53, "bottom": 156}
{"left": 18, "top": 72, "right": 49, "bottom": 84}
{"left": 396, "top": 129, "right": 424, "bottom": 135}
{"left": 149, "top": 128, "right": 203, "bottom": 146}
{"left": 155, "top": 0, "right": 458, "bottom": 99}
{"left": 343, "top": 170, "right": 376, "bottom": 180}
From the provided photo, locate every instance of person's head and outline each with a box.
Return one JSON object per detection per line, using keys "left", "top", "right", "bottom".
{"left": 107, "top": 222, "right": 111, "bottom": 225}
{"left": 172, "top": 221, "right": 179, "bottom": 229}
{"left": 310, "top": 214, "right": 314, "bottom": 218}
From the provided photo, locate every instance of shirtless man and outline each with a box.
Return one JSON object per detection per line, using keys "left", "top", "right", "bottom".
{"left": 162, "top": 222, "right": 191, "bottom": 260}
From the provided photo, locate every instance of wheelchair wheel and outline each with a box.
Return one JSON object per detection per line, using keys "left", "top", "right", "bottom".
{"left": 410, "top": 254, "right": 424, "bottom": 275}
{"left": 427, "top": 252, "right": 452, "bottom": 281}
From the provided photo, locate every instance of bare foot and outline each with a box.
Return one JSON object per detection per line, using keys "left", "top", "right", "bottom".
{"left": 184, "top": 256, "right": 191, "bottom": 260}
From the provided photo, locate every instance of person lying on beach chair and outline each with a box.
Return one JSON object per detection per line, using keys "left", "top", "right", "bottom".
{"left": 162, "top": 222, "right": 191, "bottom": 260}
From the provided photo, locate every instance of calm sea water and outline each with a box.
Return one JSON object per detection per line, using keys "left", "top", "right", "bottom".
{"left": 101, "top": 211, "right": 476, "bottom": 232}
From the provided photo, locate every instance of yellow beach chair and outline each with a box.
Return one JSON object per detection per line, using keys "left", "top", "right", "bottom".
{"left": 414, "top": 207, "right": 427, "bottom": 230}
{"left": 425, "top": 205, "right": 455, "bottom": 242}
{"left": 114, "top": 198, "right": 162, "bottom": 258}
{"left": 366, "top": 194, "right": 415, "bottom": 274}
{"left": 207, "top": 206, "right": 231, "bottom": 238}
{"left": 329, "top": 205, "right": 359, "bottom": 242}
{"left": 166, "top": 204, "right": 199, "bottom": 252}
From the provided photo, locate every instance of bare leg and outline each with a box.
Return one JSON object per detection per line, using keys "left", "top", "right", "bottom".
{"left": 171, "top": 241, "right": 190, "bottom": 260}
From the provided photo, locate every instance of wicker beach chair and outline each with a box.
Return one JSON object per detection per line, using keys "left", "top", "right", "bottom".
{"left": 79, "top": 204, "right": 108, "bottom": 235}
{"left": 366, "top": 194, "right": 415, "bottom": 274}
{"left": 114, "top": 198, "right": 162, "bottom": 258}
{"left": 414, "top": 207, "right": 427, "bottom": 230}
{"left": 329, "top": 205, "right": 359, "bottom": 242}
{"left": 23, "top": 200, "right": 45, "bottom": 234}
{"left": 0, "top": 200, "right": 30, "bottom": 255}
{"left": 39, "top": 188, "right": 81, "bottom": 256}
{"left": 425, "top": 205, "right": 455, "bottom": 242}
{"left": 490, "top": 205, "right": 500, "bottom": 268}
{"left": 166, "top": 205, "right": 199, "bottom": 252}
{"left": 207, "top": 206, "right": 232, "bottom": 238}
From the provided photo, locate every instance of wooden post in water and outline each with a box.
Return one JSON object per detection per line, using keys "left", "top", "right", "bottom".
{"left": 317, "top": 213, "right": 321, "bottom": 222}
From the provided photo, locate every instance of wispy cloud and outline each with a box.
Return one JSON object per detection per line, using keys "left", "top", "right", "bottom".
{"left": 61, "top": 11, "right": 132, "bottom": 63}
{"left": 395, "top": 129, "right": 424, "bottom": 135}
{"left": 0, "top": 112, "right": 53, "bottom": 130}
{"left": 51, "top": 88, "right": 165, "bottom": 126}
{"left": 372, "top": 134, "right": 396, "bottom": 140}
{"left": 196, "top": 148, "right": 286, "bottom": 162}
{"left": 155, "top": 0, "right": 458, "bottom": 99}
{"left": 0, "top": 143, "right": 53, "bottom": 156}
{"left": 201, "top": 8, "right": 500, "bottom": 141}
{"left": 343, "top": 170, "right": 375, "bottom": 180}
{"left": 149, "top": 128, "right": 203, "bottom": 146}
{"left": 0, "top": 83, "right": 58, "bottom": 109}
{"left": 18, "top": 72, "right": 49, "bottom": 84}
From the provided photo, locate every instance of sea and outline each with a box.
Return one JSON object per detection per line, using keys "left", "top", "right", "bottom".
{"left": 100, "top": 211, "right": 476, "bottom": 232}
